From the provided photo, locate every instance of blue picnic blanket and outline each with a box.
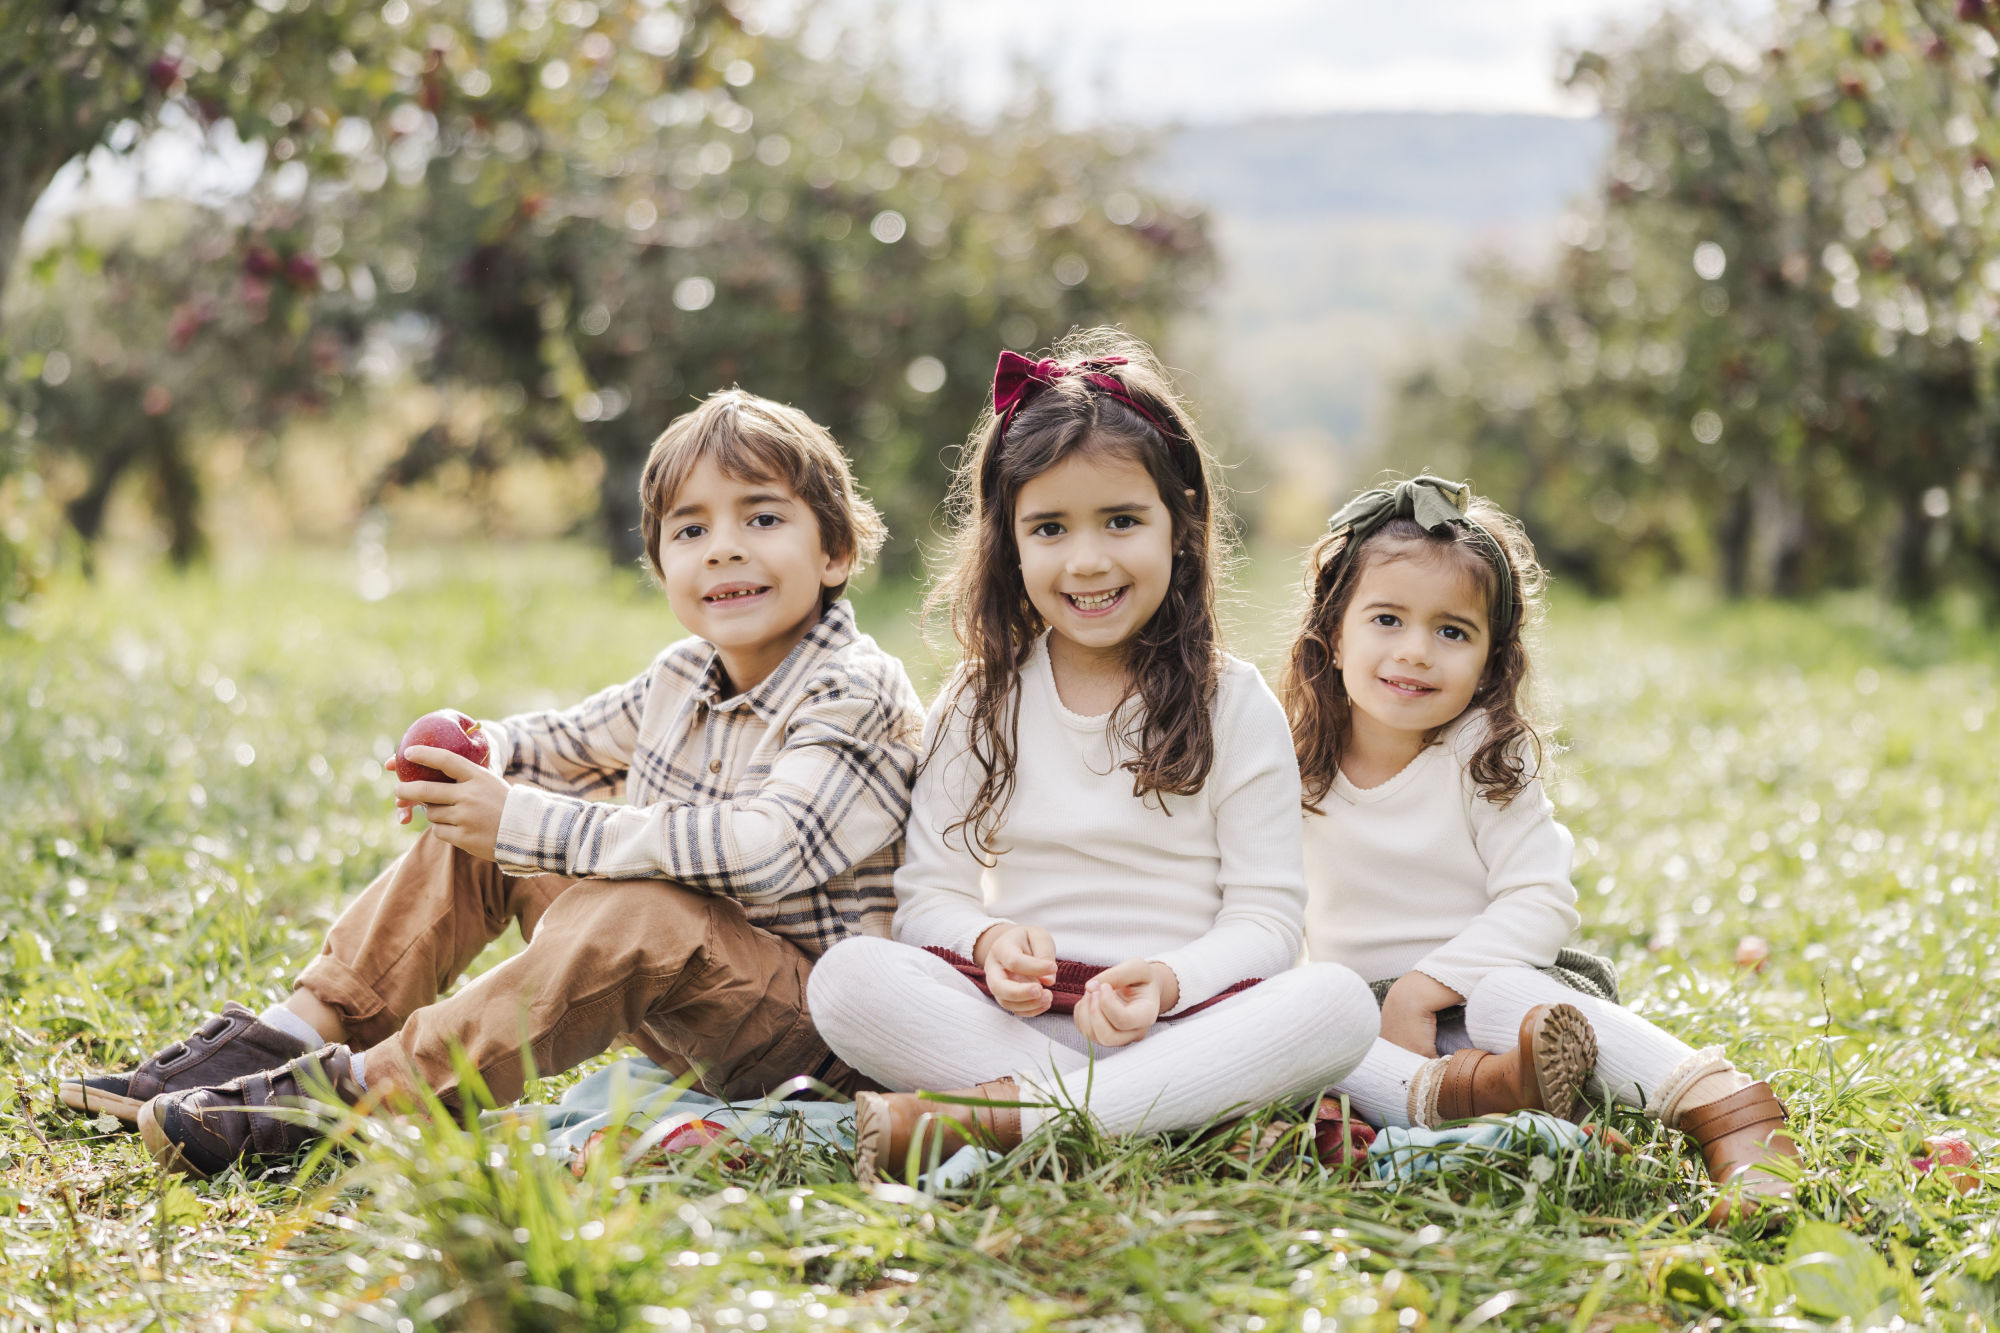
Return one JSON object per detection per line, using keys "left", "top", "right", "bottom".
{"left": 513, "top": 1057, "right": 1591, "bottom": 1188}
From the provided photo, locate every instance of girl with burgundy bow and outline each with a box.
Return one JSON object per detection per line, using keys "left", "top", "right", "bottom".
{"left": 808, "top": 330, "right": 1380, "bottom": 1181}
{"left": 1284, "top": 476, "right": 1801, "bottom": 1225}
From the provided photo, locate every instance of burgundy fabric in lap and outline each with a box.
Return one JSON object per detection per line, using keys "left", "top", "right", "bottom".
{"left": 920, "top": 947, "right": 1261, "bottom": 1019}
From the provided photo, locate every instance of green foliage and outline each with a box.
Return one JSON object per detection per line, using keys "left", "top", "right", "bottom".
{"left": 4, "top": 551, "right": 2000, "bottom": 1326}
{"left": 4, "top": 2, "right": 1211, "bottom": 574}
{"left": 1381, "top": 0, "right": 2000, "bottom": 604}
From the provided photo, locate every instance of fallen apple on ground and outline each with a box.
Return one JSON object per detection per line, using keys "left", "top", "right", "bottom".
{"left": 395, "top": 709, "right": 492, "bottom": 784}
{"left": 1913, "top": 1134, "right": 1981, "bottom": 1194}
{"left": 569, "top": 1119, "right": 746, "bottom": 1176}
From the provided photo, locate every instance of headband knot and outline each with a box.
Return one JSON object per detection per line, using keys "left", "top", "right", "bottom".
{"left": 990, "top": 350, "right": 1174, "bottom": 439}
{"left": 1324, "top": 476, "right": 1516, "bottom": 633}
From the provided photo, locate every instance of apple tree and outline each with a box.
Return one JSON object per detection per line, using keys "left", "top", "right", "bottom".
{"left": 1382, "top": 0, "right": 2000, "bottom": 602}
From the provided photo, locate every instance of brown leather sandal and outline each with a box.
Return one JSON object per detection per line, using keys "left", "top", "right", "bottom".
{"left": 1433, "top": 1003, "right": 1597, "bottom": 1123}
{"left": 852, "top": 1078, "right": 1022, "bottom": 1185}
{"left": 1678, "top": 1080, "right": 1799, "bottom": 1226}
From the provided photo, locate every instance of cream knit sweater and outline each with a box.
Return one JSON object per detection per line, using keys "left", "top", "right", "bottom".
{"left": 891, "top": 636, "right": 1307, "bottom": 1013}
{"left": 1301, "top": 713, "right": 1581, "bottom": 998}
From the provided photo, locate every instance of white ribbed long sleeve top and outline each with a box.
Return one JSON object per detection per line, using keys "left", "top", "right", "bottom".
{"left": 891, "top": 636, "right": 1307, "bottom": 1013}
{"left": 1301, "top": 712, "right": 1581, "bottom": 998}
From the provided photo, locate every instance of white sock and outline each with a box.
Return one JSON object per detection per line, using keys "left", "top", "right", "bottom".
{"left": 349, "top": 1050, "right": 368, "bottom": 1090}
{"left": 261, "top": 1003, "right": 332, "bottom": 1049}
{"left": 1329, "top": 1039, "right": 1430, "bottom": 1128}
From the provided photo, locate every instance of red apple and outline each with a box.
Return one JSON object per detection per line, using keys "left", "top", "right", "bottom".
{"left": 1311, "top": 1096, "right": 1377, "bottom": 1173}
{"left": 657, "top": 1119, "right": 737, "bottom": 1158}
{"left": 148, "top": 56, "right": 183, "bottom": 94}
{"left": 396, "top": 709, "right": 491, "bottom": 783}
{"left": 569, "top": 1118, "right": 745, "bottom": 1177}
{"left": 1914, "top": 1135, "right": 1981, "bottom": 1194}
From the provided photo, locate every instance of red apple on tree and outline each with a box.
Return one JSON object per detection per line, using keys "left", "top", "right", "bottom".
{"left": 396, "top": 709, "right": 492, "bottom": 784}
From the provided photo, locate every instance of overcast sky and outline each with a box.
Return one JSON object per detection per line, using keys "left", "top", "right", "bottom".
{"left": 834, "top": 0, "right": 1728, "bottom": 124}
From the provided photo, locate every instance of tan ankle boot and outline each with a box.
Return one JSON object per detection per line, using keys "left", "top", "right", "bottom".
{"left": 1432, "top": 1003, "right": 1597, "bottom": 1123}
{"left": 1678, "top": 1081, "right": 1798, "bottom": 1227}
{"left": 852, "top": 1078, "right": 1022, "bottom": 1185}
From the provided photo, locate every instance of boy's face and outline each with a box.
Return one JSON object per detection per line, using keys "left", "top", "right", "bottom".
{"left": 655, "top": 457, "right": 851, "bottom": 693}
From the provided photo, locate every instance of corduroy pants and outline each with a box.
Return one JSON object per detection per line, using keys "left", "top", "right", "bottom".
{"left": 294, "top": 829, "right": 866, "bottom": 1107}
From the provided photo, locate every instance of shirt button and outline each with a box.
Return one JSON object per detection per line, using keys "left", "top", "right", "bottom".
{"left": 708, "top": 759, "right": 722, "bottom": 773}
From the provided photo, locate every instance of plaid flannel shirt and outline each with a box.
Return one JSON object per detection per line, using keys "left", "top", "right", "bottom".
{"left": 486, "top": 600, "right": 924, "bottom": 957}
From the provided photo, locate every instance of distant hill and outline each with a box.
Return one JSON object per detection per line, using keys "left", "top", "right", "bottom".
{"left": 1152, "top": 112, "right": 1608, "bottom": 533}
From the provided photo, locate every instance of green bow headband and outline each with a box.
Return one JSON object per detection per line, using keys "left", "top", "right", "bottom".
{"left": 1323, "top": 476, "right": 1516, "bottom": 634}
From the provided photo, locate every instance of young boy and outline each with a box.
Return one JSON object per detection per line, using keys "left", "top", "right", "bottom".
{"left": 59, "top": 390, "right": 926, "bottom": 1178}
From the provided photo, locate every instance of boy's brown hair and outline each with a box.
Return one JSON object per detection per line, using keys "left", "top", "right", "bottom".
{"left": 639, "top": 389, "right": 887, "bottom": 607}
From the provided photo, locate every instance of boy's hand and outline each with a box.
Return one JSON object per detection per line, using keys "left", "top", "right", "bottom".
{"left": 1072, "top": 958, "right": 1175, "bottom": 1048}
{"left": 1379, "top": 972, "right": 1465, "bottom": 1058}
{"left": 974, "top": 922, "right": 1057, "bottom": 1017}
{"left": 393, "top": 746, "right": 509, "bottom": 862}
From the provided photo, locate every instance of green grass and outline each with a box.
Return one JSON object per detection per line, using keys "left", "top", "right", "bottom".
{"left": 4, "top": 544, "right": 1999, "bottom": 1330}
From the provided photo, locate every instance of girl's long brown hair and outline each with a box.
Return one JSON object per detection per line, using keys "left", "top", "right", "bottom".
{"left": 927, "top": 329, "right": 1229, "bottom": 861}
{"left": 1282, "top": 495, "right": 1547, "bottom": 812}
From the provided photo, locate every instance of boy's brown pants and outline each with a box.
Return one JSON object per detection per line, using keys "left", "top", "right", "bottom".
{"left": 293, "top": 830, "right": 866, "bottom": 1108}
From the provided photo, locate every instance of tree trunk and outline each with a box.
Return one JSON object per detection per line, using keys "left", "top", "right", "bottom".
{"left": 65, "top": 437, "right": 142, "bottom": 575}
{"left": 1889, "top": 494, "right": 1933, "bottom": 603}
{"left": 149, "top": 421, "right": 206, "bottom": 567}
{"left": 598, "top": 440, "right": 647, "bottom": 570}
{"left": 1716, "top": 484, "right": 1753, "bottom": 598}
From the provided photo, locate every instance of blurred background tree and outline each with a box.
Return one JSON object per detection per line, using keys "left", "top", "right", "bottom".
{"left": 1382, "top": 0, "right": 2000, "bottom": 604}
{"left": 0, "top": 0, "right": 1210, "bottom": 593}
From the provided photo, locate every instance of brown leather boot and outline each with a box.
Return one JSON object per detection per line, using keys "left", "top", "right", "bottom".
{"left": 852, "top": 1078, "right": 1022, "bottom": 1185}
{"left": 1678, "top": 1081, "right": 1799, "bottom": 1226}
{"left": 1433, "top": 1003, "right": 1597, "bottom": 1123}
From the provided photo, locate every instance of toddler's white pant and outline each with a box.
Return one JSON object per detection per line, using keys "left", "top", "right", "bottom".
{"left": 808, "top": 936, "right": 1380, "bottom": 1136}
{"left": 1327, "top": 966, "right": 1714, "bottom": 1128}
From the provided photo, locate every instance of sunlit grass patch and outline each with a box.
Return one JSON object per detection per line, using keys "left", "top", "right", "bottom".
{"left": 3, "top": 548, "right": 1997, "bottom": 1327}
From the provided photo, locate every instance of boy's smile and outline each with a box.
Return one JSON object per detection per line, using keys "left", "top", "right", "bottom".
{"left": 658, "top": 458, "right": 851, "bottom": 693}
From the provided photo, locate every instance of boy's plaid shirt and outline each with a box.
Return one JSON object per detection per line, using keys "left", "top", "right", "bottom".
{"left": 486, "top": 600, "right": 924, "bottom": 957}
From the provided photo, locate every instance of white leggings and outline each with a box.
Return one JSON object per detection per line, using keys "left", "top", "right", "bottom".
{"left": 1330, "top": 967, "right": 1729, "bottom": 1128}
{"left": 808, "top": 936, "right": 1381, "bottom": 1136}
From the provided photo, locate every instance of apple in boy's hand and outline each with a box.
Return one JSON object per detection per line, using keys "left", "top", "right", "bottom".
{"left": 395, "top": 709, "right": 491, "bottom": 784}
{"left": 1913, "top": 1135, "right": 1981, "bottom": 1194}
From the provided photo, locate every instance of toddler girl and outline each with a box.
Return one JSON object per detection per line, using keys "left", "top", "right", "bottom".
{"left": 808, "top": 333, "right": 1380, "bottom": 1181}
{"left": 1284, "top": 476, "right": 1800, "bottom": 1225}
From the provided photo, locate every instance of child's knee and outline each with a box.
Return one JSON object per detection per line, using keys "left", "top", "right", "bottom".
{"left": 805, "top": 935, "right": 899, "bottom": 1032}
{"left": 533, "top": 878, "right": 716, "bottom": 971}
{"left": 1291, "top": 963, "right": 1380, "bottom": 1064}
{"left": 1462, "top": 967, "right": 1572, "bottom": 1040}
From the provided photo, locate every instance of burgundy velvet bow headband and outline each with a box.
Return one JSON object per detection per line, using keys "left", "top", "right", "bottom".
{"left": 990, "top": 350, "right": 1176, "bottom": 440}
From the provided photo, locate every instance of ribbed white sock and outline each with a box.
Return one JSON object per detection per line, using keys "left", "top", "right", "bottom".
{"left": 261, "top": 1004, "right": 331, "bottom": 1050}
{"left": 1329, "top": 1039, "right": 1429, "bottom": 1128}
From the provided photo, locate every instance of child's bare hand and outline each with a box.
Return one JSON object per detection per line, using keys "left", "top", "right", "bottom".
{"left": 383, "top": 756, "right": 419, "bottom": 824}
{"left": 1072, "top": 958, "right": 1171, "bottom": 1048}
{"left": 1379, "top": 972, "right": 1463, "bottom": 1058}
{"left": 975, "top": 923, "right": 1057, "bottom": 1016}
{"left": 394, "top": 746, "right": 508, "bottom": 861}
